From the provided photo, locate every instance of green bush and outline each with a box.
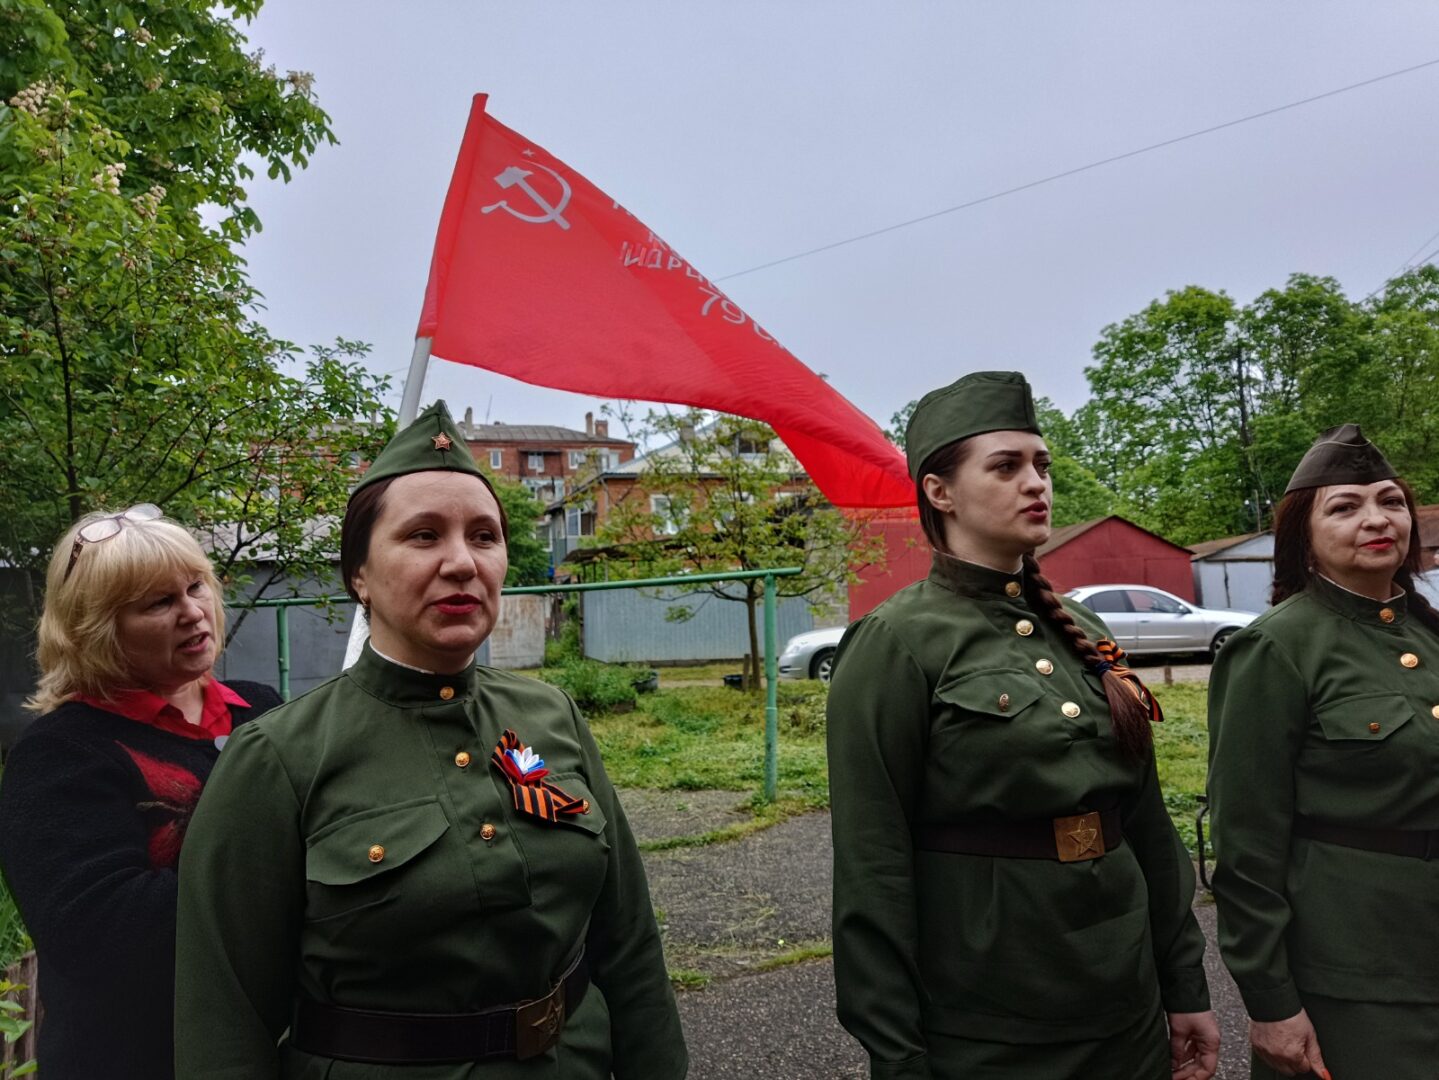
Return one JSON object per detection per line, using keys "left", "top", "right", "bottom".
{"left": 540, "top": 659, "right": 639, "bottom": 714}
{"left": 0, "top": 771, "right": 29, "bottom": 973}
{"left": 544, "top": 601, "right": 583, "bottom": 667}
{"left": 0, "top": 884, "right": 25, "bottom": 974}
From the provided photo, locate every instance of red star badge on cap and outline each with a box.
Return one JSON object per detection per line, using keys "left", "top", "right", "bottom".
{"left": 431, "top": 432, "right": 453, "bottom": 452}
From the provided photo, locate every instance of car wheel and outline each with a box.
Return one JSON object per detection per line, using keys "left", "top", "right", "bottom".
{"left": 1210, "top": 628, "right": 1236, "bottom": 660}
{"left": 811, "top": 648, "right": 836, "bottom": 684}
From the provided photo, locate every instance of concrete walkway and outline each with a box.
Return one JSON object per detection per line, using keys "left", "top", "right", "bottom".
{"left": 629, "top": 793, "right": 1251, "bottom": 1080}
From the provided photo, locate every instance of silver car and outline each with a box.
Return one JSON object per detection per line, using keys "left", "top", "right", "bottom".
{"left": 777, "top": 625, "right": 846, "bottom": 683}
{"left": 1065, "top": 584, "right": 1258, "bottom": 659}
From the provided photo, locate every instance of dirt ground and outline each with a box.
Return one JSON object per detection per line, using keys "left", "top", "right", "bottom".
{"left": 629, "top": 794, "right": 1250, "bottom": 1079}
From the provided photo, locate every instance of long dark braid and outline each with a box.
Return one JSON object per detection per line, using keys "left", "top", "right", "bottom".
{"left": 1023, "top": 553, "right": 1155, "bottom": 761}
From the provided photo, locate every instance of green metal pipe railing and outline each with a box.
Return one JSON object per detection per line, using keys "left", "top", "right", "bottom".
{"left": 232, "top": 566, "right": 804, "bottom": 800}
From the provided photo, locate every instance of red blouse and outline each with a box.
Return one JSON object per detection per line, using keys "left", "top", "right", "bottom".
{"left": 75, "top": 679, "right": 250, "bottom": 741}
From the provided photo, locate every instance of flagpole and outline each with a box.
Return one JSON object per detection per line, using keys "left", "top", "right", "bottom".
{"left": 342, "top": 336, "right": 434, "bottom": 668}
{"left": 397, "top": 335, "right": 434, "bottom": 427}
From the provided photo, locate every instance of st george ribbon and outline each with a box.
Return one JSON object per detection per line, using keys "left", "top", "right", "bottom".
{"left": 417, "top": 94, "right": 913, "bottom": 509}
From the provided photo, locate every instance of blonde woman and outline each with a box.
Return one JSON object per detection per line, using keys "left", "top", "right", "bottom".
{"left": 0, "top": 506, "right": 280, "bottom": 1080}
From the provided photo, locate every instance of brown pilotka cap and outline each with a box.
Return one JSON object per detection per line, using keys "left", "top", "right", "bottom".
{"left": 1283, "top": 423, "right": 1398, "bottom": 495}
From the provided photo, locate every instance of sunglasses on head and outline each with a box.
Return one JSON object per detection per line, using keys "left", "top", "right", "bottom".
{"left": 63, "top": 504, "right": 164, "bottom": 583}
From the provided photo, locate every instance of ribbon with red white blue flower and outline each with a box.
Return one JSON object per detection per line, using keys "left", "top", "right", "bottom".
{"left": 491, "top": 729, "right": 590, "bottom": 823}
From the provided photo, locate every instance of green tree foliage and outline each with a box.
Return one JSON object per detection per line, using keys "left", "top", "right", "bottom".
{"left": 577, "top": 409, "right": 883, "bottom": 692}
{"left": 1069, "top": 270, "right": 1439, "bottom": 545}
{"left": 484, "top": 468, "right": 549, "bottom": 587}
{"left": 0, "top": 1, "right": 392, "bottom": 636}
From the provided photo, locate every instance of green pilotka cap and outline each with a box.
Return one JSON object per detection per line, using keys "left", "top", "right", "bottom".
{"left": 904, "top": 371, "right": 1043, "bottom": 481}
{"left": 351, "top": 400, "right": 485, "bottom": 496}
{"left": 1283, "top": 423, "right": 1398, "bottom": 495}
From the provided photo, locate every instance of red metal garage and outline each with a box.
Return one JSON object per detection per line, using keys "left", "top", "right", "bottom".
{"left": 849, "top": 514, "right": 1195, "bottom": 620}
{"left": 1035, "top": 517, "right": 1195, "bottom": 601}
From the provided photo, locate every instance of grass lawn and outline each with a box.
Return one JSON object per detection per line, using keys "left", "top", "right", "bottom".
{"left": 514, "top": 661, "right": 747, "bottom": 684}
{"left": 586, "top": 676, "right": 1213, "bottom": 851}
{"left": 588, "top": 681, "right": 830, "bottom": 810}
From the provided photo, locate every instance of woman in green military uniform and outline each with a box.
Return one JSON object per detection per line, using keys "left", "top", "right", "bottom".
{"left": 175, "top": 403, "right": 686, "bottom": 1079}
{"left": 1208, "top": 425, "right": 1439, "bottom": 1080}
{"left": 828, "top": 372, "right": 1219, "bottom": 1080}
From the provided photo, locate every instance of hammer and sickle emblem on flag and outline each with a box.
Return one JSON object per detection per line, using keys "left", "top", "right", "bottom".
{"left": 481, "top": 161, "right": 572, "bottom": 230}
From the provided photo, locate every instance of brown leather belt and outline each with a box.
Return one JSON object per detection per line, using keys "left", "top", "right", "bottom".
{"left": 1293, "top": 815, "right": 1439, "bottom": 860}
{"left": 915, "top": 807, "right": 1123, "bottom": 863}
{"left": 289, "top": 949, "right": 589, "bottom": 1064}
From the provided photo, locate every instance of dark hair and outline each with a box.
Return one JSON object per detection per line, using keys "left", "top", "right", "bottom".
{"left": 916, "top": 437, "right": 1155, "bottom": 759}
{"left": 1272, "top": 477, "right": 1439, "bottom": 637}
{"left": 1023, "top": 554, "right": 1155, "bottom": 760}
{"left": 915, "top": 440, "right": 972, "bottom": 551}
{"left": 340, "top": 471, "right": 510, "bottom": 607}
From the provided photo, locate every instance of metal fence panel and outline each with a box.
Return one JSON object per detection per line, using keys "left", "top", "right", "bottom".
{"left": 582, "top": 585, "right": 813, "bottom": 663}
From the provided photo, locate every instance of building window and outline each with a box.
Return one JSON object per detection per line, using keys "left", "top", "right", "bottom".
{"left": 651, "top": 495, "right": 684, "bottom": 536}
{"left": 527, "top": 452, "right": 545, "bottom": 474}
{"left": 489, "top": 449, "right": 503, "bottom": 469}
{"left": 569, "top": 450, "right": 588, "bottom": 468}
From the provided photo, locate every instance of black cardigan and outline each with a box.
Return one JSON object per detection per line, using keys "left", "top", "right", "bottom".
{"left": 0, "top": 681, "right": 282, "bottom": 1080}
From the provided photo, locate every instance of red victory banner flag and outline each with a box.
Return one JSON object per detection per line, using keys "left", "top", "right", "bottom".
{"left": 416, "top": 95, "right": 913, "bottom": 509}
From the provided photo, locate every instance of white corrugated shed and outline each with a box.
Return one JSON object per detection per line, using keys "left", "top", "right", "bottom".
{"left": 1190, "top": 532, "right": 1273, "bottom": 613}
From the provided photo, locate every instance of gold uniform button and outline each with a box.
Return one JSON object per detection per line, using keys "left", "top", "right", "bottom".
{"left": 454, "top": 751, "right": 472, "bottom": 768}
{"left": 480, "top": 823, "right": 497, "bottom": 841}
{"left": 1368, "top": 722, "right": 1382, "bottom": 734}
{"left": 1004, "top": 581, "right": 1022, "bottom": 598}
{"left": 1431, "top": 705, "right": 1439, "bottom": 720}
{"left": 1035, "top": 658, "right": 1054, "bottom": 676}
{"left": 1401, "top": 653, "right": 1420, "bottom": 669}
{"left": 998, "top": 693, "right": 1011, "bottom": 712}
{"left": 368, "top": 844, "right": 385, "bottom": 863}
{"left": 439, "top": 685, "right": 456, "bottom": 701}
{"left": 1061, "top": 701, "right": 1081, "bottom": 719}
{"left": 1016, "top": 619, "right": 1035, "bottom": 637}
{"left": 1379, "top": 607, "right": 1396, "bottom": 623}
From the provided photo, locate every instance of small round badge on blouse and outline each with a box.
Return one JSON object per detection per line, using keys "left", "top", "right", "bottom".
{"left": 213, "top": 735, "right": 229, "bottom": 751}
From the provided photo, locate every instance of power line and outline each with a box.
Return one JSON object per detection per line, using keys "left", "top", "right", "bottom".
{"left": 715, "top": 57, "right": 1439, "bottom": 283}
{"left": 1366, "top": 223, "right": 1439, "bottom": 299}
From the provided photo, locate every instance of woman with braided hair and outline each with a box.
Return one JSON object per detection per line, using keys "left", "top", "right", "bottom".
{"left": 1209, "top": 425, "right": 1439, "bottom": 1080}
{"left": 827, "top": 371, "right": 1218, "bottom": 1080}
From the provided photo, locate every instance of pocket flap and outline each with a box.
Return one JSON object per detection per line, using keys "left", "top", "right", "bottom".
{"left": 305, "top": 798, "right": 450, "bottom": 885}
{"left": 935, "top": 670, "right": 1044, "bottom": 719}
{"left": 1314, "top": 693, "right": 1415, "bottom": 743}
{"left": 537, "top": 773, "right": 608, "bottom": 837}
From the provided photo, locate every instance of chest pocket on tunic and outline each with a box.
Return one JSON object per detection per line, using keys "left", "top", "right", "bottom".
{"left": 1314, "top": 692, "right": 1415, "bottom": 744}
{"left": 933, "top": 670, "right": 1045, "bottom": 724}
{"left": 304, "top": 798, "right": 452, "bottom": 924}
{"left": 502, "top": 773, "right": 612, "bottom": 915}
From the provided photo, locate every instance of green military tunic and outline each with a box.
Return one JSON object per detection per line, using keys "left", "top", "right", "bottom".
{"left": 828, "top": 554, "right": 1210, "bottom": 1080}
{"left": 175, "top": 644, "right": 687, "bottom": 1079}
{"left": 1208, "top": 576, "right": 1439, "bottom": 1080}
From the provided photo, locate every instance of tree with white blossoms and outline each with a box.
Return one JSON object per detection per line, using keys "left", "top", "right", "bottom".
{"left": 0, "top": 0, "right": 395, "bottom": 640}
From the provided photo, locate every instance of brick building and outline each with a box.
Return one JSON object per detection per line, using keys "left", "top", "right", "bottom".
{"left": 455, "top": 409, "right": 636, "bottom": 506}
{"left": 544, "top": 422, "right": 814, "bottom": 574}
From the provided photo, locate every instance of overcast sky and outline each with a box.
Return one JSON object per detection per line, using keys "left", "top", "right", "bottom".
{"left": 237, "top": 2, "right": 1439, "bottom": 439}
